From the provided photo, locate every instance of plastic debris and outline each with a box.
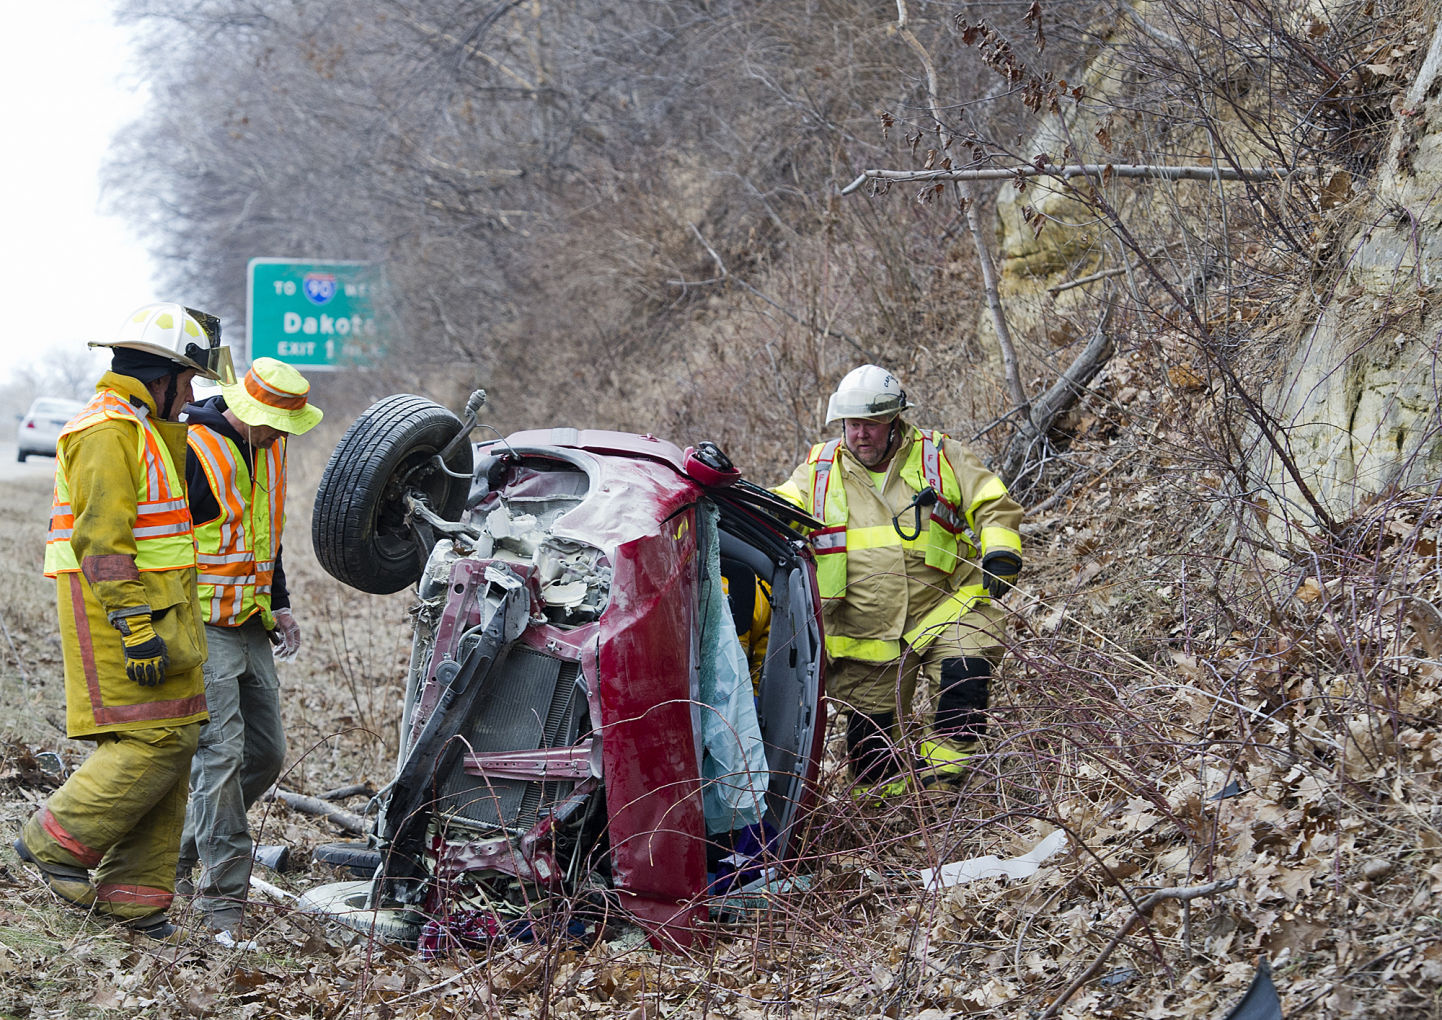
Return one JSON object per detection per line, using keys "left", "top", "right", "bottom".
{"left": 918, "top": 829, "right": 1068, "bottom": 889}
{"left": 213, "top": 929, "right": 260, "bottom": 952}
{"left": 1209, "top": 779, "right": 1247, "bottom": 801}
{"left": 714, "top": 872, "right": 814, "bottom": 920}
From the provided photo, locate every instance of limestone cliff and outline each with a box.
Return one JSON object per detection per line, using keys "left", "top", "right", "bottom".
{"left": 1264, "top": 23, "right": 1442, "bottom": 513}
{"left": 986, "top": 8, "right": 1442, "bottom": 521}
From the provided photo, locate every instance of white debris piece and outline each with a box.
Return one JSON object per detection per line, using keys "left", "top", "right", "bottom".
{"left": 485, "top": 503, "right": 543, "bottom": 554}
{"left": 918, "top": 829, "right": 1068, "bottom": 890}
{"left": 541, "top": 579, "right": 589, "bottom": 607}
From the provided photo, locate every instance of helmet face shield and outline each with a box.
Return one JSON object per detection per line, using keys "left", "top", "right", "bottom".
{"left": 182, "top": 306, "right": 235, "bottom": 384}
{"left": 184, "top": 340, "right": 236, "bottom": 385}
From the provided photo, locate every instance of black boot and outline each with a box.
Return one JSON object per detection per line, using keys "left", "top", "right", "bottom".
{"left": 921, "top": 657, "right": 991, "bottom": 786}
{"left": 845, "top": 710, "right": 899, "bottom": 784}
{"left": 934, "top": 657, "right": 991, "bottom": 743}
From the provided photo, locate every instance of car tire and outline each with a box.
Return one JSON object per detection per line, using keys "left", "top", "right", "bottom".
{"left": 312, "top": 394, "right": 474, "bottom": 595}
{"left": 16, "top": 450, "right": 26, "bottom": 463}
{"left": 314, "top": 840, "right": 383, "bottom": 879}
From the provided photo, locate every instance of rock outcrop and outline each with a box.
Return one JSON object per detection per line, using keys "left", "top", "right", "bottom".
{"left": 987, "top": 11, "right": 1442, "bottom": 521}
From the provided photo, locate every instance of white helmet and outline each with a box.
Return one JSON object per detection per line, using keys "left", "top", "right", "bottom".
{"left": 90, "top": 303, "right": 236, "bottom": 384}
{"left": 825, "top": 364, "right": 914, "bottom": 424}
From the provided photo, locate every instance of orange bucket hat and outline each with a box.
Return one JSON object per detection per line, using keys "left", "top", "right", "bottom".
{"left": 221, "top": 357, "right": 323, "bottom": 435}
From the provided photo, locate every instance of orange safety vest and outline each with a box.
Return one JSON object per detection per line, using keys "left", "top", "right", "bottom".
{"left": 44, "top": 392, "right": 196, "bottom": 577}
{"left": 187, "top": 426, "right": 286, "bottom": 628}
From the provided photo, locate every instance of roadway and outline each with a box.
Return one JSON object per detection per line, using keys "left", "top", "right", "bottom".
{"left": 0, "top": 442, "right": 60, "bottom": 484}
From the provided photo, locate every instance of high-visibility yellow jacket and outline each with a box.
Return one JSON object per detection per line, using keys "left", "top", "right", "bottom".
{"left": 186, "top": 424, "right": 286, "bottom": 629}
{"left": 43, "top": 373, "right": 208, "bottom": 737}
{"left": 776, "top": 422, "right": 1023, "bottom": 664}
{"left": 721, "top": 571, "right": 772, "bottom": 695}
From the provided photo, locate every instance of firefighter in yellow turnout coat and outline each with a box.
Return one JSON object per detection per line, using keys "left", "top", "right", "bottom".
{"left": 776, "top": 365, "right": 1024, "bottom": 791}
{"left": 15, "top": 304, "right": 234, "bottom": 943}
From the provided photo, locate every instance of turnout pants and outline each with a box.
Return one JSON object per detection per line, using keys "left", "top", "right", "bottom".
{"left": 832, "top": 601, "right": 1005, "bottom": 784}
{"left": 178, "top": 618, "right": 286, "bottom": 930}
{"left": 828, "top": 601, "right": 1005, "bottom": 719}
{"left": 23, "top": 723, "right": 200, "bottom": 921}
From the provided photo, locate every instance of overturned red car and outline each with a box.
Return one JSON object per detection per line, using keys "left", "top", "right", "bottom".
{"left": 300, "top": 392, "right": 826, "bottom": 950}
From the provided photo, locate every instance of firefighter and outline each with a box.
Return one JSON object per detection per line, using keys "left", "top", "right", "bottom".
{"left": 176, "top": 357, "right": 322, "bottom": 940}
{"left": 775, "top": 365, "right": 1024, "bottom": 793}
{"left": 15, "top": 303, "right": 234, "bottom": 943}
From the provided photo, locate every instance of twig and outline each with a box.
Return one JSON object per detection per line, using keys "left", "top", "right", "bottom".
{"left": 1289, "top": 935, "right": 1442, "bottom": 1014}
{"left": 1048, "top": 266, "right": 1129, "bottom": 294}
{"left": 678, "top": 223, "right": 878, "bottom": 361}
{"left": 1039, "top": 878, "right": 1238, "bottom": 1019}
{"left": 893, "top": 0, "right": 1024, "bottom": 414}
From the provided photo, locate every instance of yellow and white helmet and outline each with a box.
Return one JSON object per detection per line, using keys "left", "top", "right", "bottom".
{"left": 825, "top": 364, "right": 914, "bottom": 424}
{"left": 90, "top": 303, "right": 235, "bottom": 384}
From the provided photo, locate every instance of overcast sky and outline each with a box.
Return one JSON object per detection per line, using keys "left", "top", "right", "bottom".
{"left": 0, "top": 0, "right": 155, "bottom": 386}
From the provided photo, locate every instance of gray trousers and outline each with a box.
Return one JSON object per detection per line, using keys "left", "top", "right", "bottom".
{"left": 178, "top": 617, "right": 286, "bottom": 930}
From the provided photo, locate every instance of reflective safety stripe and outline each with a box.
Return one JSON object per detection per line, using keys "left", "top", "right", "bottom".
{"left": 918, "top": 428, "right": 941, "bottom": 489}
{"left": 969, "top": 473, "right": 1009, "bottom": 510}
{"left": 810, "top": 439, "right": 841, "bottom": 516}
{"left": 902, "top": 582, "right": 988, "bottom": 651}
{"left": 846, "top": 523, "right": 924, "bottom": 552}
{"left": 133, "top": 496, "right": 193, "bottom": 540}
{"left": 196, "top": 550, "right": 256, "bottom": 564}
{"left": 188, "top": 426, "right": 285, "bottom": 628}
{"left": 807, "top": 440, "right": 850, "bottom": 600}
{"left": 980, "top": 524, "right": 1023, "bottom": 555}
{"left": 44, "top": 391, "right": 195, "bottom": 577}
{"left": 958, "top": 467, "right": 1018, "bottom": 561}
{"left": 825, "top": 633, "right": 902, "bottom": 663}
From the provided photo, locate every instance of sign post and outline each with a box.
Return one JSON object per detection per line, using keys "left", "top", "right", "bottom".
{"left": 246, "top": 259, "right": 387, "bottom": 370}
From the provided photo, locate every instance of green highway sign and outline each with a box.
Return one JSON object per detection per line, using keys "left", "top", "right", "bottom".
{"left": 246, "top": 259, "right": 386, "bottom": 370}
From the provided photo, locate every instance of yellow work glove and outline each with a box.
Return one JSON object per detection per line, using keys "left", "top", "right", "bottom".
{"left": 114, "top": 612, "right": 169, "bottom": 687}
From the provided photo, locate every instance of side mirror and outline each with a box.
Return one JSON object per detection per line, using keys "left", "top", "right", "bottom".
{"left": 683, "top": 440, "right": 741, "bottom": 488}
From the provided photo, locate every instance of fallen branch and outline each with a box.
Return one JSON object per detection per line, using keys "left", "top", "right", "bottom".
{"left": 1040, "top": 877, "right": 1239, "bottom": 1019}
{"left": 1048, "top": 266, "right": 1129, "bottom": 295}
{"left": 841, "top": 163, "right": 1299, "bottom": 195}
{"left": 998, "top": 290, "right": 1117, "bottom": 489}
{"left": 316, "top": 782, "right": 376, "bottom": 802}
{"left": 265, "top": 786, "right": 370, "bottom": 835}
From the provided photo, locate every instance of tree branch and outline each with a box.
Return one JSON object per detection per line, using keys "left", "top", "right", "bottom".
{"left": 999, "top": 291, "right": 1117, "bottom": 487}
{"left": 893, "top": 1, "right": 1025, "bottom": 412}
{"left": 842, "top": 163, "right": 1298, "bottom": 195}
{"left": 1039, "top": 877, "right": 1239, "bottom": 1019}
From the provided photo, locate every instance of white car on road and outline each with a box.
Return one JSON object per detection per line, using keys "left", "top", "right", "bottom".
{"left": 16, "top": 398, "right": 84, "bottom": 462}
